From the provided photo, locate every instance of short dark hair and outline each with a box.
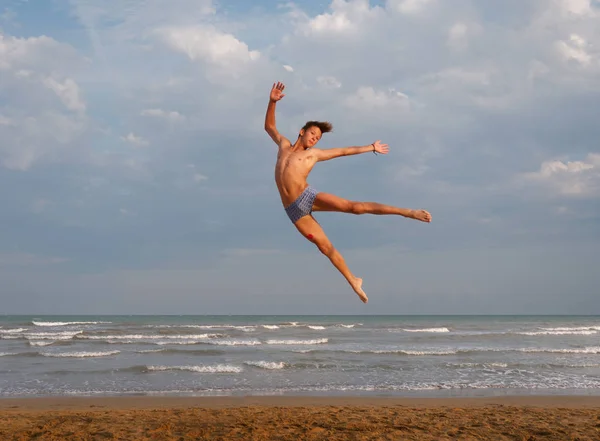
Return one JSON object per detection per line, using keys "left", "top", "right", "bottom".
{"left": 301, "top": 121, "right": 333, "bottom": 135}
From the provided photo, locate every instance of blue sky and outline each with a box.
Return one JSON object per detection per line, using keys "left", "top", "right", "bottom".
{"left": 1, "top": 0, "right": 599, "bottom": 315}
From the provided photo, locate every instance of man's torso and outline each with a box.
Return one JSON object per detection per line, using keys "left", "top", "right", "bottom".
{"left": 274, "top": 140, "right": 318, "bottom": 207}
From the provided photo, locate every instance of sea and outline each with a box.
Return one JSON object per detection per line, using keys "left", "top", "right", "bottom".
{"left": 1, "top": 315, "right": 600, "bottom": 398}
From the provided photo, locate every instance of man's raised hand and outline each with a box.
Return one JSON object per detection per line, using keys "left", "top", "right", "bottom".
{"left": 270, "top": 82, "right": 286, "bottom": 102}
{"left": 373, "top": 140, "right": 389, "bottom": 155}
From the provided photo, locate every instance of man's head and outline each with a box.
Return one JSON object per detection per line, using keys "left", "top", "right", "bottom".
{"left": 298, "top": 121, "right": 332, "bottom": 148}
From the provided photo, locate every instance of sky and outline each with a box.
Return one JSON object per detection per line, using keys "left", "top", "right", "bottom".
{"left": 0, "top": 0, "right": 599, "bottom": 315}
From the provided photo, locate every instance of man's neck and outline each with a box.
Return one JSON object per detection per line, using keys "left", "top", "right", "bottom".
{"left": 292, "top": 140, "right": 309, "bottom": 150}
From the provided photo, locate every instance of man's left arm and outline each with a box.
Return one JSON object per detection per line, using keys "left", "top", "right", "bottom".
{"left": 315, "top": 140, "right": 389, "bottom": 162}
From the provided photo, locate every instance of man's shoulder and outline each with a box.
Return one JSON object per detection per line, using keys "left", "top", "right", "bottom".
{"left": 278, "top": 136, "right": 292, "bottom": 149}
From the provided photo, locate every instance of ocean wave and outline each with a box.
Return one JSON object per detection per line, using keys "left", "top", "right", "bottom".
{"left": 147, "top": 364, "right": 242, "bottom": 373}
{"left": 13, "top": 331, "right": 83, "bottom": 340}
{"left": 540, "top": 326, "right": 600, "bottom": 332}
{"left": 266, "top": 338, "right": 328, "bottom": 345}
{"left": 244, "top": 361, "right": 287, "bottom": 370}
{"left": 399, "top": 327, "right": 450, "bottom": 333}
{"left": 0, "top": 328, "right": 27, "bottom": 334}
{"left": 519, "top": 347, "right": 600, "bottom": 354}
{"left": 28, "top": 341, "right": 54, "bottom": 347}
{"left": 517, "top": 330, "right": 597, "bottom": 336}
{"left": 447, "top": 362, "right": 509, "bottom": 368}
{"left": 135, "top": 348, "right": 224, "bottom": 355}
{"left": 206, "top": 339, "right": 262, "bottom": 346}
{"left": 149, "top": 325, "right": 257, "bottom": 332}
{"left": 41, "top": 350, "right": 121, "bottom": 358}
{"left": 307, "top": 325, "right": 326, "bottom": 330}
{"left": 32, "top": 321, "right": 111, "bottom": 326}
{"left": 79, "top": 333, "right": 222, "bottom": 340}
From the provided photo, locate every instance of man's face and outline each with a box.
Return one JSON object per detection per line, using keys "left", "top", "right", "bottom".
{"left": 301, "top": 126, "right": 322, "bottom": 148}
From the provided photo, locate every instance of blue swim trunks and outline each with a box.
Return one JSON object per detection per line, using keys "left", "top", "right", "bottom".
{"left": 285, "top": 186, "right": 318, "bottom": 224}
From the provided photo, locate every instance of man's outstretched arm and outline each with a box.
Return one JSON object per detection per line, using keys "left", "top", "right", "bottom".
{"left": 315, "top": 140, "right": 389, "bottom": 162}
{"left": 264, "top": 82, "right": 286, "bottom": 146}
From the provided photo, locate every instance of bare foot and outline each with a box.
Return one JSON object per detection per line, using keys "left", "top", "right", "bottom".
{"left": 350, "top": 277, "right": 368, "bottom": 303}
{"left": 411, "top": 209, "right": 431, "bottom": 223}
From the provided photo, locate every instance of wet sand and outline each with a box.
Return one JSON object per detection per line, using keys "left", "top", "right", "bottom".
{"left": 1, "top": 395, "right": 600, "bottom": 440}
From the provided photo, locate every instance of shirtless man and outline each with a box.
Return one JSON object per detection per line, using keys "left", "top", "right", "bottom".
{"left": 264, "top": 82, "right": 432, "bottom": 303}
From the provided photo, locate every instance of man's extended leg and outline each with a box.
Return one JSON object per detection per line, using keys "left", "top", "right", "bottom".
{"left": 312, "top": 192, "right": 432, "bottom": 222}
{"left": 294, "top": 215, "right": 368, "bottom": 303}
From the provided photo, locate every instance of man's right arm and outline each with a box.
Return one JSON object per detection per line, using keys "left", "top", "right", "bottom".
{"left": 265, "top": 82, "right": 288, "bottom": 147}
{"left": 264, "top": 99, "right": 283, "bottom": 145}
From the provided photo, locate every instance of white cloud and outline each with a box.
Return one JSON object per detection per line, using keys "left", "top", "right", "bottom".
{"left": 0, "top": 32, "right": 80, "bottom": 72}
{"left": 283, "top": 64, "right": 294, "bottom": 72}
{"left": 43, "top": 77, "right": 86, "bottom": 112}
{"left": 556, "top": 34, "right": 593, "bottom": 66}
{"left": 317, "top": 75, "right": 342, "bottom": 88}
{"left": 391, "top": 0, "right": 435, "bottom": 15}
{"left": 121, "top": 132, "right": 149, "bottom": 147}
{"left": 345, "top": 86, "right": 410, "bottom": 111}
{"left": 0, "top": 114, "right": 14, "bottom": 126}
{"left": 160, "top": 26, "right": 260, "bottom": 67}
{"left": 558, "top": 0, "right": 594, "bottom": 16}
{"left": 119, "top": 208, "right": 134, "bottom": 216}
{"left": 447, "top": 22, "right": 468, "bottom": 51}
{"left": 1, "top": 112, "right": 87, "bottom": 171}
{"left": 522, "top": 153, "right": 600, "bottom": 197}
{"left": 141, "top": 108, "right": 185, "bottom": 123}
{"left": 0, "top": 32, "right": 88, "bottom": 171}
{"left": 303, "top": 0, "right": 381, "bottom": 36}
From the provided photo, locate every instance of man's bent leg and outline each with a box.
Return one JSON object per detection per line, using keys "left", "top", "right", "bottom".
{"left": 312, "top": 192, "right": 432, "bottom": 222}
{"left": 294, "top": 215, "right": 368, "bottom": 303}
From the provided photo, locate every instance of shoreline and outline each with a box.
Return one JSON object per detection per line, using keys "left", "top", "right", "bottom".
{"left": 3, "top": 394, "right": 600, "bottom": 412}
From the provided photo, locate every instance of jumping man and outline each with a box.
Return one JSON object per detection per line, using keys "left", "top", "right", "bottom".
{"left": 264, "top": 82, "right": 432, "bottom": 303}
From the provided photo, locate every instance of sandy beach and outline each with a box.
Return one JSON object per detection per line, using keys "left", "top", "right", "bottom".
{"left": 1, "top": 395, "right": 600, "bottom": 440}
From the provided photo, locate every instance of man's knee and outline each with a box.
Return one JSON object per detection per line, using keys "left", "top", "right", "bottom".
{"left": 315, "top": 239, "right": 334, "bottom": 256}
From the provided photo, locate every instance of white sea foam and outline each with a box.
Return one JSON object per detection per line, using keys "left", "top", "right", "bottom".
{"left": 208, "top": 339, "right": 262, "bottom": 346}
{"left": 398, "top": 327, "right": 450, "bottom": 333}
{"left": 147, "top": 364, "right": 242, "bottom": 373}
{"left": 159, "top": 325, "right": 256, "bottom": 332}
{"left": 42, "top": 350, "right": 120, "bottom": 358}
{"left": 244, "top": 361, "right": 287, "bottom": 370}
{"left": 23, "top": 331, "right": 82, "bottom": 340}
{"left": 307, "top": 326, "right": 326, "bottom": 330}
{"left": 32, "top": 321, "right": 111, "bottom": 326}
{"left": 29, "top": 341, "right": 54, "bottom": 347}
{"left": 518, "top": 330, "right": 597, "bottom": 336}
{"left": 520, "top": 347, "right": 600, "bottom": 354}
{"left": 541, "top": 326, "right": 600, "bottom": 332}
{"left": 81, "top": 333, "right": 221, "bottom": 340}
{"left": 262, "top": 325, "right": 279, "bottom": 330}
{"left": 266, "top": 338, "right": 328, "bottom": 345}
{"left": 450, "top": 362, "right": 509, "bottom": 368}
{"left": 0, "top": 328, "right": 26, "bottom": 334}
{"left": 154, "top": 340, "right": 208, "bottom": 345}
